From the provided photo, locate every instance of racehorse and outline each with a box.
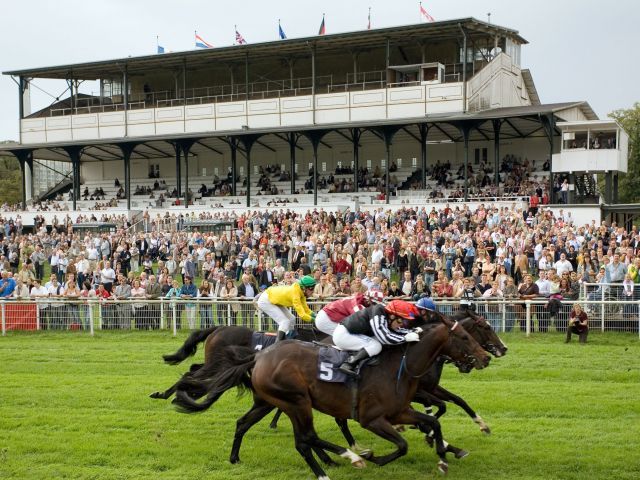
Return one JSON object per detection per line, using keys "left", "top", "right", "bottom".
{"left": 267, "top": 308, "right": 508, "bottom": 437}
{"left": 170, "top": 314, "right": 491, "bottom": 477}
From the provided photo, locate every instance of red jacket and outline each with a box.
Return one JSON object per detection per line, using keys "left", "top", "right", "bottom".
{"left": 322, "top": 294, "right": 366, "bottom": 322}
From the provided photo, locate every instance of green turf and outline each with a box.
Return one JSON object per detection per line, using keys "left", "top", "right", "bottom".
{"left": 0, "top": 332, "right": 639, "bottom": 480}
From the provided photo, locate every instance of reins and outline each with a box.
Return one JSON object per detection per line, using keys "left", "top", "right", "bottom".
{"left": 397, "top": 321, "right": 460, "bottom": 384}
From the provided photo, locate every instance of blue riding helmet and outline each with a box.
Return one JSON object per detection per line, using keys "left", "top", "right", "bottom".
{"left": 416, "top": 297, "right": 437, "bottom": 312}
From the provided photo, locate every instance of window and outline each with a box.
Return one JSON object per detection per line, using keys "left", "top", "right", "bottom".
{"left": 367, "top": 159, "right": 371, "bottom": 169}
{"left": 474, "top": 148, "right": 487, "bottom": 165}
{"left": 322, "top": 162, "right": 326, "bottom": 172}
{"left": 381, "top": 159, "right": 386, "bottom": 168}
{"left": 397, "top": 158, "right": 402, "bottom": 167}
{"left": 214, "top": 167, "right": 219, "bottom": 175}
{"left": 412, "top": 157, "right": 417, "bottom": 167}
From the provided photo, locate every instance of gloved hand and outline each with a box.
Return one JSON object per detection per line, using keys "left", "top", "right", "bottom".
{"left": 311, "top": 312, "right": 317, "bottom": 321}
{"left": 404, "top": 332, "right": 420, "bottom": 342}
{"left": 413, "top": 327, "right": 423, "bottom": 334}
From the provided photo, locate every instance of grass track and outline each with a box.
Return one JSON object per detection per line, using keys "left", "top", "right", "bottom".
{"left": 1, "top": 332, "right": 639, "bottom": 480}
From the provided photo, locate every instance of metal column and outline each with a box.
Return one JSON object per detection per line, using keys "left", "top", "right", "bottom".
{"left": 493, "top": 119, "right": 502, "bottom": 194}
{"left": 419, "top": 123, "right": 429, "bottom": 189}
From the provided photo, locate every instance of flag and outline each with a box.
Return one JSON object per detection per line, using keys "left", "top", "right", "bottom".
{"left": 235, "top": 29, "right": 247, "bottom": 44}
{"left": 156, "top": 36, "right": 165, "bottom": 54}
{"left": 279, "top": 21, "right": 287, "bottom": 40}
{"left": 420, "top": 2, "right": 435, "bottom": 22}
{"left": 157, "top": 44, "right": 165, "bottom": 54}
{"left": 367, "top": 8, "right": 371, "bottom": 30}
{"left": 195, "top": 32, "right": 213, "bottom": 49}
{"left": 318, "top": 15, "right": 325, "bottom": 35}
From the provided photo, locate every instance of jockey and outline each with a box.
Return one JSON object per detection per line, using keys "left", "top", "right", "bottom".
{"left": 257, "top": 275, "right": 316, "bottom": 342}
{"left": 333, "top": 299, "right": 422, "bottom": 376}
{"left": 415, "top": 296, "right": 440, "bottom": 321}
{"left": 315, "top": 291, "right": 385, "bottom": 336}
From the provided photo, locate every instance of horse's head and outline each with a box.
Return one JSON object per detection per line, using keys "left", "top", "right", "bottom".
{"left": 435, "top": 314, "right": 491, "bottom": 373}
{"left": 457, "top": 312, "right": 508, "bottom": 358}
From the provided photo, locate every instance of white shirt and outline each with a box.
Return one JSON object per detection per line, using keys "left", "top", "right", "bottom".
{"left": 554, "top": 259, "right": 573, "bottom": 276}
{"left": 100, "top": 268, "right": 116, "bottom": 284}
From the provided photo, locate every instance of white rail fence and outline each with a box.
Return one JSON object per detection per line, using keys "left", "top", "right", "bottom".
{"left": 1, "top": 298, "right": 639, "bottom": 338}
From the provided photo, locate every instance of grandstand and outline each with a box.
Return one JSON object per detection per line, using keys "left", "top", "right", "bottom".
{"left": 0, "top": 18, "right": 629, "bottom": 224}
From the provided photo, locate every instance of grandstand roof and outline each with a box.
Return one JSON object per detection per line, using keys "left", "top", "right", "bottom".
{"left": 3, "top": 18, "right": 527, "bottom": 80}
{"left": 0, "top": 101, "right": 595, "bottom": 162}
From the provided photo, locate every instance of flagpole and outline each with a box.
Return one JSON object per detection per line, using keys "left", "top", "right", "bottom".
{"left": 278, "top": 19, "right": 280, "bottom": 40}
{"left": 368, "top": 7, "right": 371, "bottom": 30}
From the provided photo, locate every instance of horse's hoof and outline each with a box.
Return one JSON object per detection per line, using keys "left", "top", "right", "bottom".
{"left": 351, "top": 459, "right": 366, "bottom": 469}
{"left": 149, "top": 392, "right": 162, "bottom": 399}
{"left": 455, "top": 449, "right": 469, "bottom": 459}
{"left": 269, "top": 423, "right": 278, "bottom": 429}
{"left": 425, "top": 435, "right": 434, "bottom": 448}
{"left": 437, "top": 461, "right": 448, "bottom": 475}
{"left": 359, "top": 450, "right": 373, "bottom": 460}
{"left": 229, "top": 456, "right": 240, "bottom": 464}
{"left": 481, "top": 426, "right": 491, "bottom": 435}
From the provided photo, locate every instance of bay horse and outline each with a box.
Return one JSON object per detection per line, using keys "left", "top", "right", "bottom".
{"left": 267, "top": 308, "right": 507, "bottom": 439}
{"left": 171, "top": 315, "right": 490, "bottom": 477}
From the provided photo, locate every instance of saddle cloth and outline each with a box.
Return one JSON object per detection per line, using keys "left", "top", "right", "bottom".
{"left": 317, "top": 347, "right": 350, "bottom": 383}
{"left": 251, "top": 332, "right": 277, "bottom": 351}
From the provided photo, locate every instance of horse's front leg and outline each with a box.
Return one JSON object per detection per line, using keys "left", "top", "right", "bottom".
{"left": 149, "top": 382, "right": 177, "bottom": 399}
{"left": 391, "top": 408, "right": 466, "bottom": 474}
{"left": 358, "top": 416, "right": 409, "bottom": 467}
{"left": 432, "top": 385, "right": 490, "bottom": 434}
{"left": 335, "top": 418, "right": 372, "bottom": 457}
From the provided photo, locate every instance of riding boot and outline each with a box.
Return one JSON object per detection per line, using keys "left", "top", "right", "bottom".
{"left": 338, "top": 349, "right": 370, "bottom": 377}
{"left": 275, "top": 330, "right": 287, "bottom": 343}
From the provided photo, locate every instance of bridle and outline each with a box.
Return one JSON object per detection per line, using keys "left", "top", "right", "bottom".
{"left": 399, "top": 320, "right": 462, "bottom": 379}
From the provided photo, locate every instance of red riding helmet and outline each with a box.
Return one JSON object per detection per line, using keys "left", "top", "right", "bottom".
{"left": 385, "top": 299, "right": 419, "bottom": 321}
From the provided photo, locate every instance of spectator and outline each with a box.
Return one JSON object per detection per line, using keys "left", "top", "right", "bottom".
{"left": 566, "top": 303, "right": 588, "bottom": 343}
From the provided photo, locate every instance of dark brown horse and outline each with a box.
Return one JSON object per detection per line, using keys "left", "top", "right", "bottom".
{"left": 268, "top": 308, "right": 507, "bottom": 441}
{"left": 171, "top": 315, "right": 490, "bottom": 477}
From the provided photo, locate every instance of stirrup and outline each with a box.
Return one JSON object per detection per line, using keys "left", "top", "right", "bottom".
{"left": 338, "top": 363, "right": 358, "bottom": 377}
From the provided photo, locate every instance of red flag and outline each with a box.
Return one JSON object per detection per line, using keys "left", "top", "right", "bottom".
{"left": 420, "top": 3, "right": 435, "bottom": 22}
{"left": 318, "top": 15, "right": 326, "bottom": 35}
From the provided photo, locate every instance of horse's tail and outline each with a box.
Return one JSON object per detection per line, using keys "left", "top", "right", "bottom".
{"left": 162, "top": 326, "right": 220, "bottom": 365}
{"left": 172, "top": 346, "right": 256, "bottom": 414}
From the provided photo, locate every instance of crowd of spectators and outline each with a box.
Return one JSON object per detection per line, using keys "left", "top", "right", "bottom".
{"left": 0, "top": 200, "right": 639, "bottom": 333}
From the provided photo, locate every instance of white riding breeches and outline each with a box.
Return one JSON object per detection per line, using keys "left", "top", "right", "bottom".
{"left": 257, "top": 292, "right": 296, "bottom": 333}
{"left": 314, "top": 309, "right": 340, "bottom": 336}
{"left": 332, "top": 324, "right": 382, "bottom": 356}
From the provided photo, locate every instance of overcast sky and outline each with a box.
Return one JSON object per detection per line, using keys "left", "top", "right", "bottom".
{"left": 1, "top": 0, "right": 638, "bottom": 141}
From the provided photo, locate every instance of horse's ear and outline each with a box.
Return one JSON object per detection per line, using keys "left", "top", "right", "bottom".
{"left": 437, "top": 311, "right": 454, "bottom": 328}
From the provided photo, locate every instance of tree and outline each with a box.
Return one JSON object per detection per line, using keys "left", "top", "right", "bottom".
{"left": 0, "top": 156, "right": 23, "bottom": 206}
{"left": 609, "top": 102, "right": 640, "bottom": 203}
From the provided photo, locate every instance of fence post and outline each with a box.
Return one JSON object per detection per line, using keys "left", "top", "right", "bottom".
{"left": 89, "top": 302, "right": 94, "bottom": 336}
{"left": 501, "top": 301, "right": 506, "bottom": 333}
{"left": 601, "top": 288, "right": 605, "bottom": 333}
{"left": 637, "top": 301, "right": 640, "bottom": 340}
{"left": 227, "top": 303, "right": 232, "bottom": 326}
{"left": 98, "top": 301, "right": 103, "bottom": 330}
{"left": 525, "top": 300, "right": 531, "bottom": 337}
{"left": 1, "top": 302, "right": 5, "bottom": 336}
{"left": 172, "top": 303, "right": 177, "bottom": 337}
{"left": 160, "top": 300, "right": 164, "bottom": 329}
{"left": 36, "top": 304, "right": 41, "bottom": 331}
